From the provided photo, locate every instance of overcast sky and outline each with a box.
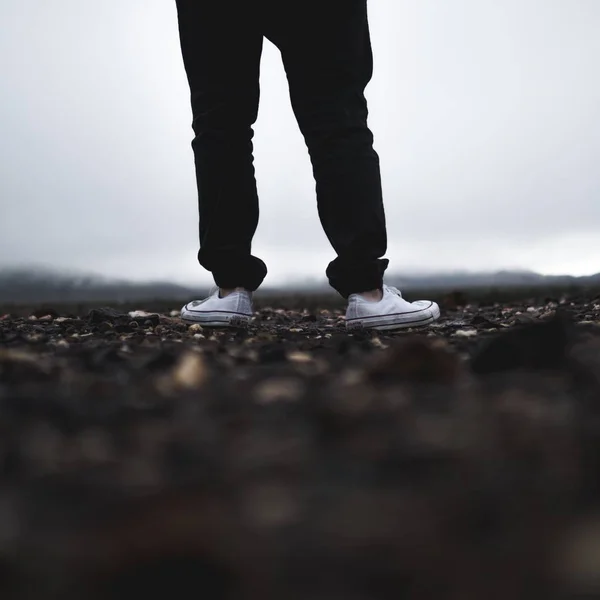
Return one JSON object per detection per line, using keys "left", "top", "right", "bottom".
{"left": 1, "top": 0, "right": 599, "bottom": 286}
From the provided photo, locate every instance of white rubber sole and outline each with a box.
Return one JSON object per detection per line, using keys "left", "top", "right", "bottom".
{"left": 346, "top": 302, "right": 441, "bottom": 331}
{"left": 180, "top": 308, "right": 251, "bottom": 328}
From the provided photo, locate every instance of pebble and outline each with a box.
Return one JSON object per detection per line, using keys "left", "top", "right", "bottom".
{"left": 287, "top": 351, "right": 313, "bottom": 363}
{"left": 371, "top": 337, "right": 389, "bottom": 349}
{"left": 453, "top": 329, "right": 478, "bottom": 338}
{"left": 254, "top": 378, "right": 304, "bottom": 404}
{"left": 171, "top": 351, "right": 207, "bottom": 390}
{"left": 129, "top": 310, "right": 154, "bottom": 319}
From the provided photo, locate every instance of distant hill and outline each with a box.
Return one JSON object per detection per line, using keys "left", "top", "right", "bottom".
{"left": 0, "top": 268, "right": 203, "bottom": 304}
{"left": 389, "top": 270, "right": 600, "bottom": 290}
{"left": 0, "top": 267, "right": 599, "bottom": 304}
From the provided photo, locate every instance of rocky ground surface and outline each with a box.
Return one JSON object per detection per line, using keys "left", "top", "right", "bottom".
{"left": 1, "top": 292, "right": 600, "bottom": 599}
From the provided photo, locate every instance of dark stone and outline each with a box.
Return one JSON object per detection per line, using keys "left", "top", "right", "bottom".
{"left": 114, "top": 324, "right": 133, "bottom": 334}
{"left": 301, "top": 314, "right": 318, "bottom": 322}
{"left": 88, "top": 307, "right": 127, "bottom": 324}
{"left": 258, "top": 344, "right": 287, "bottom": 364}
{"left": 368, "top": 338, "right": 460, "bottom": 385}
{"left": 130, "top": 314, "right": 160, "bottom": 327}
{"left": 470, "top": 314, "right": 496, "bottom": 328}
{"left": 471, "top": 315, "right": 571, "bottom": 375}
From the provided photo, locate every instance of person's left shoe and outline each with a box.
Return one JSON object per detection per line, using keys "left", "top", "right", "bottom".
{"left": 346, "top": 285, "right": 440, "bottom": 330}
{"left": 181, "top": 287, "right": 253, "bottom": 327}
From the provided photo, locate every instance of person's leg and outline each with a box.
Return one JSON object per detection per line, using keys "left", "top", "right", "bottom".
{"left": 176, "top": 1, "right": 267, "bottom": 291}
{"left": 264, "top": 0, "right": 388, "bottom": 298}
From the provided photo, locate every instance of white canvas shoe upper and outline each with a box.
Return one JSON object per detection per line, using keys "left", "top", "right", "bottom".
{"left": 346, "top": 285, "right": 440, "bottom": 330}
{"left": 181, "top": 287, "right": 253, "bottom": 327}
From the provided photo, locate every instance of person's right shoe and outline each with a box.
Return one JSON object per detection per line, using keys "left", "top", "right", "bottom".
{"left": 345, "top": 285, "right": 440, "bottom": 331}
{"left": 181, "top": 287, "right": 253, "bottom": 327}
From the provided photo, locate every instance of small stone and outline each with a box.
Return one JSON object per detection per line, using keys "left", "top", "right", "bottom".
{"left": 527, "top": 307, "right": 538, "bottom": 313}
{"left": 287, "top": 351, "right": 313, "bottom": 363}
{"left": 170, "top": 310, "right": 180, "bottom": 317}
{"left": 188, "top": 324, "right": 203, "bottom": 333}
{"left": 453, "top": 329, "right": 478, "bottom": 338}
{"left": 289, "top": 328, "right": 304, "bottom": 333}
{"left": 371, "top": 337, "right": 389, "bottom": 349}
{"left": 88, "top": 307, "right": 126, "bottom": 324}
{"left": 55, "top": 340, "right": 70, "bottom": 349}
{"left": 38, "top": 315, "right": 53, "bottom": 322}
{"left": 28, "top": 315, "right": 38, "bottom": 321}
{"left": 193, "top": 333, "right": 205, "bottom": 340}
{"left": 515, "top": 314, "right": 536, "bottom": 324}
{"left": 254, "top": 378, "right": 304, "bottom": 404}
{"left": 129, "top": 310, "right": 154, "bottom": 319}
{"left": 301, "top": 314, "right": 317, "bottom": 322}
{"left": 171, "top": 351, "right": 207, "bottom": 390}
{"left": 26, "top": 334, "right": 45, "bottom": 343}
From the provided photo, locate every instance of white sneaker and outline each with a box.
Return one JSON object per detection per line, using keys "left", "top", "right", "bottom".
{"left": 345, "top": 285, "right": 440, "bottom": 331}
{"left": 180, "top": 287, "right": 253, "bottom": 327}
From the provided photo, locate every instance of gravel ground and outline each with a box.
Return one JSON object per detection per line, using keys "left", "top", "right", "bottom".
{"left": 1, "top": 293, "right": 600, "bottom": 599}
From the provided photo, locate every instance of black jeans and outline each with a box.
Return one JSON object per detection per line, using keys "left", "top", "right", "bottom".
{"left": 176, "top": 0, "right": 388, "bottom": 297}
